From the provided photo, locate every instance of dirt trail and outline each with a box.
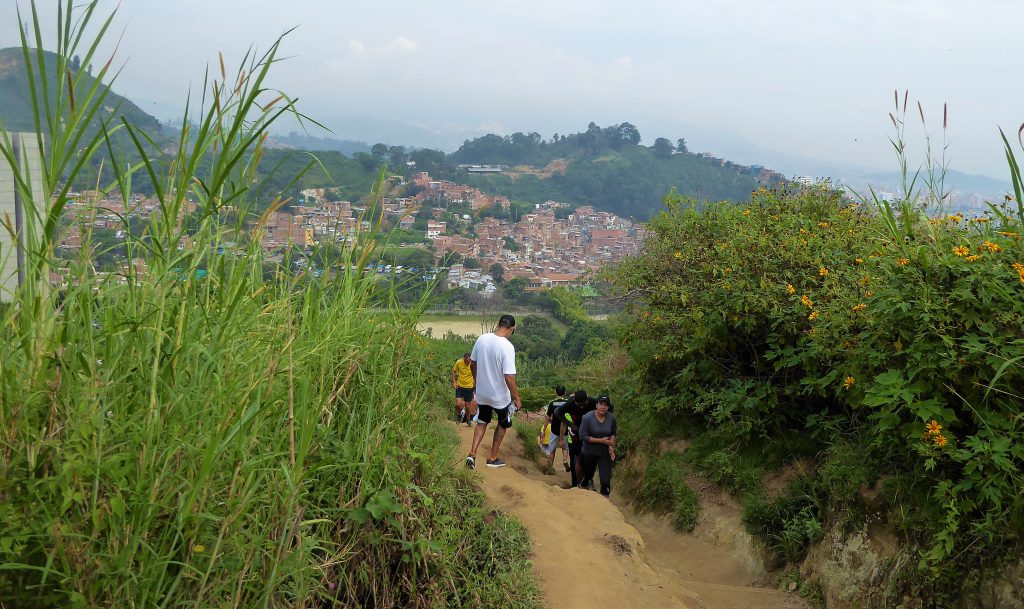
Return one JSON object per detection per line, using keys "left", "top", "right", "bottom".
{"left": 456, "top": 424, "right": 804, "bottom": 609}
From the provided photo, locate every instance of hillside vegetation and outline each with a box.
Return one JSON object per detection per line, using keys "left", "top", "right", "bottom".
{"left": 607, "top": 173, "right": 1024, "bottom": 605}
{"left": 0, "top": 47, "right": 164, "bottom": 135}
{"left": 0, "top": 6, "right": 541, "bottom": 608}
{"left": 451, "top": 123, "right": 769, "bottom": 219}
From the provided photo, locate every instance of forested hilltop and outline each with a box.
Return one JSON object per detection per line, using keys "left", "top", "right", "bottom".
{"left": 448, "top": 123, "right": 776, "bottom": 219}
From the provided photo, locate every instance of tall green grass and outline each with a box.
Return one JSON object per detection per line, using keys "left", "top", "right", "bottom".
{"left": 0, "top": 3, "right": 541, "bottom": 607}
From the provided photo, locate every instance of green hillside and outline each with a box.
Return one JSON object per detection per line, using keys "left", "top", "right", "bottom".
{"left": 252, "top": 149, "right": 384, "bottom": 206}
{"left": 0, "top": 47, "right": 165, "bottom": 136}
{"left": 448, "top": 123, "right": 774, "bottom": 219}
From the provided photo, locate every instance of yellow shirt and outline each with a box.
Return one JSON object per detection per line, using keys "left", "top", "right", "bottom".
{"left": 452, "top": 359, "right": 475, "bottom": 388}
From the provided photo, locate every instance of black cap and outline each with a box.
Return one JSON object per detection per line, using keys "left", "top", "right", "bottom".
{"left": 574, "top": 390, "right": 588, "bottom": 403}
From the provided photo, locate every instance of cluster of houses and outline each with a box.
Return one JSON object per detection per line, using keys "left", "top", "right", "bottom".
{"left": 52, "top": 169, "right": 645, "bottom": 293}
{"left": 437, "top": 203, "right": 643, "bottom": 290}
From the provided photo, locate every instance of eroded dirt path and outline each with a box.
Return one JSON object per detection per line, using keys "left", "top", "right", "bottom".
{"left": 456, "top": 423, "right": 804, "bottom": 609}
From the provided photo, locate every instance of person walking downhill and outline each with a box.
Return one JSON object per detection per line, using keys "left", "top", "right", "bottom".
{"left": 538, "top": 386, "right": 570, "bottom": 475}
{"left": 451, "top": 352, "right": 476, "bottom": 425}
{"left": 579, "top": 396, "right": 617, "bottom": 497}
{"left": 466, "top": 315, "right": 522, "bottom": 469}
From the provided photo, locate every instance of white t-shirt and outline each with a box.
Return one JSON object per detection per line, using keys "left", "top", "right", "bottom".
{"left": 470, "top": 332, "right": 517, "bottom": 407}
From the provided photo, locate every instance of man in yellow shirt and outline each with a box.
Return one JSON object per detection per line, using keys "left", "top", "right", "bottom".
{"left": 452, "top": 352, "right": 476, "bottom": 425}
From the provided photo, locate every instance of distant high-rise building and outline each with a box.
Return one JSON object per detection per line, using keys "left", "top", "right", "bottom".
{"left": 1, "top": 132, "right": 46, "bottom": 302}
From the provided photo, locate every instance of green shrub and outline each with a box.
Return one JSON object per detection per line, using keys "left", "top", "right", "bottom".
{"left": 513, "top": 418, "right": 545, "bottom": 464}
{"left": 609, "top": 176, "right": 1024, "bottom": 585}
{"left": 636, "top": 452, "right": 701, "bottom": 532}
{"left": 743, "top": 476, "right": 824, "bottom": 564}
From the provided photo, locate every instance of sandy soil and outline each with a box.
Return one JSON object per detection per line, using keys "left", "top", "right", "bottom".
{"left": 456, "top": 422, "right": 805, "bottom": 609}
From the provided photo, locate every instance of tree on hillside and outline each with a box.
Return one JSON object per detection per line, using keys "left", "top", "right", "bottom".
{"left": 409, "top": 148, "right": 448, "bottom": 174}
{"left": 371, "top": 143, "right": 388, "bottom": 159}
{"left": 549, "top": 287, "right": 586, "bottom": 324}
{"left": 617, "top": 122, "right": 642, "bottom": 146}
{"left": 677, "top": 138, "right": 689, "bottom": 154}
{"left": 489, "top": 263, "right": 505, "bottom": 284}
{"left": 388, "top": 145, "right": 407, "bottom": 168}
{"left": 653, "top": 137, "right": 675, "bottom": 158}
{"left": 502, "top": 236, "right": 519, "bottom": 252}
{"left": 354, "top": 152, "right": 378, "bottom": 171}
{"left": 561, "top": 319, "right": 612, "bottom": 361}
{"left": 503, "top": 276, "right": 528, "bottom": 301}
{"left": 463, "top": 257, "right": 480, "bottom": 269}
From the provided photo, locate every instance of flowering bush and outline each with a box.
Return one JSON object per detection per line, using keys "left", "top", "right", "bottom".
{"left": 610, "top": 183, "right": 1024, "bottom": 578}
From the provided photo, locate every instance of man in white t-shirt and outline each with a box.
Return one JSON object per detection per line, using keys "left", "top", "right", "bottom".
{"left": 466, "top": 314, "right": 522, "bottom": 469}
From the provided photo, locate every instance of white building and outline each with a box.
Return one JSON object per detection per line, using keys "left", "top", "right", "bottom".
{"left": 1, "top": 133, "right": 46, "bottom": 302}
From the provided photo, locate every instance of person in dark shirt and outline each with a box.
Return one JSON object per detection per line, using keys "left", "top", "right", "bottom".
{"left": 554, "top": 390, "right": 598, "bottom": 487}
{"left": 538, "top": 385, "right": 570, "bottom": 475}
{"left": 579, "top": 396, "right": 617, "bottom": 497}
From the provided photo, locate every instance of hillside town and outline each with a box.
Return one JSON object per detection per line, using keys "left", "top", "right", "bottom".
{"left": 296, "top": 171, "right": 645, "bottom": 293}
{"left": 51, "top": 170, "right": 645, "bottom": 293}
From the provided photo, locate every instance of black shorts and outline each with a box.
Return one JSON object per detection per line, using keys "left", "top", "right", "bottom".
{"left": 455, "top": 387, "right": 475, "bottom": 402}
{"left": 475, "top": 403, "right": 513, "bottom": 429}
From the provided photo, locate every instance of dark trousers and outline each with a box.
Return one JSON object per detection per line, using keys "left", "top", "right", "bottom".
{"left": 568, "top": 444, "right": 581, "bottom": 487}
{"left": 580, "top": 452, "right": 612, "bottom": 496}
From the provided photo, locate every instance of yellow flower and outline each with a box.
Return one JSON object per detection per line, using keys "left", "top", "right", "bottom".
{"left": 818, "top": 222, "right": 830, "bottom": 228}
{"left": 981, "top": 241, "right": 1002, "bottom": 253}
{"left": 819, "top": 267, "right": 829, "bottom": 277}
{"left": 843, "top": 376, "right": 855, "bottom": 390}
{"left": 926, "top": 420, "right": 942, "bottom": 436}
{"left": 852, "top": 303, "right": 867, "bottom": 312}
{"left": 997, "top": 231, "right": 1020, "bottom": 239}
{"left": 786, "top": 283, "right": 796, "bottom": 294}
{"left": 742, "top": 209, "right": 751, "bottom": 216}
{"left": 854, "top": 257, "right": 864, "bottom": 265}
{"left": 724, "top": 267, "right": 733, "bottom": 274}
{"left": 966, "top": 254, "right": 982, "bottom": 262}
{"left": 898, "top": 258, "right": 910, "bottom": 266}
{"left": 865, "top": 290, "right": 874, "bottom": 297}
{"left": 952, "top": 246, "right": 969, "bottom": 257}
{"left": 800, "top": 294, "right": 814, "bottom": 308}
{"left": 1013, "top": 263, "right": 1024, "bottom": 272}
{"left": 194, "top": 544, "right": 206, "bottom": 553}
{"left": 934, "top": 434, "right": 948, "bottom": 447}
{"left": 860, "top": 274, "right": 871, "bottom": 286}
{"left": 808, "top": 310, "right": 819, "bottom": 321}
{"left": 674, "top": 251, "right": 682, "bottom": 259}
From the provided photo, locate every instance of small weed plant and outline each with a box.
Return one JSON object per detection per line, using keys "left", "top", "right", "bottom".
{"left": 636, "top": 452, "right": 701, "bottom": 532}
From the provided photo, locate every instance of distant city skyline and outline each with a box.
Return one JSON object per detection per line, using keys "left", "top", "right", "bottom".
{"left": 2, "top": 0, "right": 1022, "bottom": 181}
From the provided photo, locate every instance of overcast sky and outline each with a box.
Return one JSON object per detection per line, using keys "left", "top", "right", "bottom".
{"left": 2, "top": 0, "right": 1022, "bottom": 179}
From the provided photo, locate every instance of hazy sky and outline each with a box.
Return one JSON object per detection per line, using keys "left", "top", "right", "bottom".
{"left": 2, "top": 0, "right": 1022, "bottom": 179}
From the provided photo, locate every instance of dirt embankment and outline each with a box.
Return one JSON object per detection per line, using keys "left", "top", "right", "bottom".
{"left": 456, "top": 424, "right": 804, "bottom": 609}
